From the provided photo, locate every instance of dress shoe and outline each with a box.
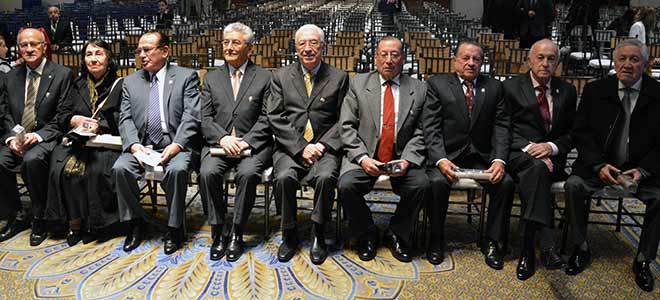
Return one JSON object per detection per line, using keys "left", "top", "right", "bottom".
{"left": 226, "top": 226, "right": 244, "bottom": 262}
{"left": 426, "top": 235, "right": 445, "bottom": 265}
{"left": 66, "top": 230, "right": 82, "bottom": 246}
{"left": 210, "top": 225, "right": 226, "bottom": 261}
{"left": 383, "top": 229, "right": 412, "bottom": 263}
{"left": 357, "top": 235, "right": 377, "bottom": 261}
{"left": 123, "top": 223, "right": 143, "bottom": 252}
{"left": 481, "top": 240, "right": 503, "bottom": 270}
{"left": 310, "top": 234, "right": 328, "bottom": 265}
{"left": 516, "top": 252, "right": 536, "bottom": 281}
{"left": 0, "top": 217, "right": 28, "bottom": 242}
{"left": 565, "top": 247, "right": 591, "bottom": 275}
{"left": 163, "top": 227, "right": 185, "bottom": 255}
{"left": 81, "top": 230, "right": 97, "bottom": 244}
{"left": 277, "top": 230, "right": 299, "bottom": 262}
{"left": 540, "top": 247, "right": 564, "bottom": 270}
{"left": 633, "top": 261, "right": 654, "bottom": 292}
{"left": 29, "top": 219, "right": 48, "bottom": 246}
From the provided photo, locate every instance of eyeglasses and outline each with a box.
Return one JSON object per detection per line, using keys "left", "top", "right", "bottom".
{"left": 377, "top": 51, "right": 402, "bottom": 60}
{"left": 134, "top": 46, "right": 161, "bottom": 55}
{"left": 18, "top": 41, "right": 44, "bottom": 49}
{"left": 222, "top": 39, "right": 244, "bottom": 48}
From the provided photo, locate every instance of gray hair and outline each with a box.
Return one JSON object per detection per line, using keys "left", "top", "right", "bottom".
{"left": 223, "top": 22, "right": 254, "bottom": 44}
{"left": 614, "top": 38, "right": 649, "bottom": 62}
{"left": 295, "top": 24, "right": 325, "bottom": 44}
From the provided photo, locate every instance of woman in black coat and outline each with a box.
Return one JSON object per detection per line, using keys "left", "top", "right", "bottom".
{"left": 47, "top": 39, "right": 124, "bottom": 246}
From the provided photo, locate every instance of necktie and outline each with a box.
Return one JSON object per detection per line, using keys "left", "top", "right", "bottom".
{"left": 377, "top": 81, "right": 395, "bottom": 162}
{"left": 535, "top": 85, "right": 551, "bottom": 132}
{"left": 232, "top": 68, "right": 241, "bottom": 99}
{"left": 22, "top": 71, "right": 39, "bottom": 132}
{"left": 304, "top": 72, "right": 313, "bottom": 97}
{"left": 613, "top": 88, "right": 632, "bottom": 166}
{"left": 147, "top": 74, "right": 163, "bottom": 145}
{"left": 463, "top": 80, "right": 474, "bottom": 115}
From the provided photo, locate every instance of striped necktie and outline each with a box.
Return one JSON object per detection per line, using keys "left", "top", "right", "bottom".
{"left": 22, "top": 71, "right": 39, "bottom": 132}
{"left": 147, "top": 74, "right": 163, "bottom": 145}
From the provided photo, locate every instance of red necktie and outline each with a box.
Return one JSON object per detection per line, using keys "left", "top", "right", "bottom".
{"left": 463, "top": 80, "right": 474, "bottom": 114}
{"left": 535, "top": 85, "right": 550, "bottom": 132}
{"left": 377, "top": 81, "right": 395, "bottom": 162}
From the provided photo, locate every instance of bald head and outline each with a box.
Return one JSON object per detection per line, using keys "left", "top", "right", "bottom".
{"left": 18, "top": 28, "right": 46, "bottom": 69}
{"left": 527, "top": 39, "right": 559, "bottom": 85}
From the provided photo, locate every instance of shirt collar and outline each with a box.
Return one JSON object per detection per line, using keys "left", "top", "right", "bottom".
{"left": 151, "top": 64, "right": 167, "bottom": 83}
{"left": 530, "top": 72, "right": 550, "bottom": 91}
{"left": 228, "top": 60, "right": 248, "bottom": 76}
{"left": 27, "top": 57, "right": 47, "bottom": 76}
{"left": 618, "top": 77, "right": 642, "bottom": 92}
{"left": 379, "top": 73, "right": 400, "bottom": 86}
{"left": 301, "top": 61, "right": 322, "bottom": 76}
{"left": 456, "top": 73, "right": 477, "bottom": 87}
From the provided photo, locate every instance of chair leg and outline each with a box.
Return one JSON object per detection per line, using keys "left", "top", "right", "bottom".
{"left": 149, "top": 180, "right": 158, "bottom": 213}
{"left": 336, "top": 196, "right": 342, "bottom": 243}
{"left": 478, "top": 189, "right": 487, "bottom": 247}
{"left": 467, "top": 190, "right": 473, "bottom": 224}
{"left": 616, "top": 197, "right": 623, "bottom": 232}
{"left": 264, "top": 182, "right": 270, "bottom": 239}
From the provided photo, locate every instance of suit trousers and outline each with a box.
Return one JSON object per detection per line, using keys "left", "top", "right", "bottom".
{"left": 565, "top": 175, "right": 660, "bottom": 260}
{"left": 0, "top": 141, "right": 56, "bottom": 219}
{"left": 113, "top": 142, "right": 192, "bottom": 229}
{"left": 199, "top": 153, "right": 267, "bottom": 227}
{"left": 273, "top": 151, "right": 339, "bottom": 231}
{"left": 507, "top": 151, "right": 557, "bottom": 227}
{"left": 427, "top": 155, "right": 515, "bottom": 245}
{"left": 339, "top": 167, "right": 428, "bottom": 244}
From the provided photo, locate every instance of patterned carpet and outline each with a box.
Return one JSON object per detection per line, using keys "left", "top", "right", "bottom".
{"left": 0, "top": 187, "right": 659, "bottom": 299}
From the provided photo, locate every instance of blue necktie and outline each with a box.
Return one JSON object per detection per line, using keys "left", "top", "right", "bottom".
{"left": 148, "top": 74, "right": 163, "bottom": 145}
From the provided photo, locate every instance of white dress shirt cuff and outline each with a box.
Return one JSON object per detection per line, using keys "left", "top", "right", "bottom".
{"left": 548, "top": 142, "right": 559, "bottom": 156}
{"left": 436, "top": 158, "right": 449, "bottom": 167}
{"left": 492, "top": 159, "right": 506, "bottom": 165}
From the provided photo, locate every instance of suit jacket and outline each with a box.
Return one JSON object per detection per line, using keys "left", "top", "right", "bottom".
{"left": 118, "top": 64, "right": 200, "bottom": 152}
{"left": 201, "top": 60, "right": 272, "bottom": 163}
{"left": 156, "top": 10, "right": 174, "bottom": 30}
{"left": 0, "top": 60, "right": 73, "bottom": 142}
{"left": 268, "top": 61, "right": 349, "bottom": 157}
{"left": 571, "top": 74, "right": 660, "bottom": 185}
{"left": 340, "top": 71, "right": 426, "bottom": 175}
{"left": 516, "top": 0, "right": 553, "bottom": 38}
{"left": 46, "top": 18, "right": 73, "bottom": 47}
{"left": 423, "top": 73, "right": 510, "bottom": 167}
{"left": 503, "top": 72, "right": 577, "bottom": 172}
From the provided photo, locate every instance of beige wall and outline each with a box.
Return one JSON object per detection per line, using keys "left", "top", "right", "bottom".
{"left": 0, "top": 0, "right": 21, "bottom": 12}
{"left": 630, "top": 0, "right": 660, "bottom": 6}
{"left": 451, "top": 0, "right": 483, "bottom": 21}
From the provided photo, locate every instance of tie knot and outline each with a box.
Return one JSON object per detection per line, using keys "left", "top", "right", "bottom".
{"left": 463, "top": 80, "right": 472, "bottom": 88}
{"left": 234, "top": 68, "right": 241, "bottom": 77}
{"left": 535, "top": 85, "right": 547, "bottom": 94}
{"left": 29, "top": 70, "right": 40, "bottom": 79}
{"left": 151, "top": 73, "right": 158, "bottom": 83}
{"left": 384, "top": 80, "right": 393, "bottom": 87}
{"left": 304, "top": 72, "right": 312, "bottom": 80}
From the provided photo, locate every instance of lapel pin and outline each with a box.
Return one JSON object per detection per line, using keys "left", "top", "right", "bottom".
{"left": 481, "top": 88, "right": 485, "bottom": 93}
{"left": 248, "top": 96, "right": 253, "bottom": 101}
{"left": 46, "top": 92, "right": 50, "bottom": 97}
{"left": 320, "top": 97, "right": 326, "bottom": 102}
{"left": 555, "top": 89, "right": 559, "bottom": 94}
{"left": 169, "top": 80, "right": 173, "bottom": 85}
{"left": 410, "top": 109, "right": 414, "bottom": 115}
{"left": 48, "top": 75, "right": 52, "bottom": 79}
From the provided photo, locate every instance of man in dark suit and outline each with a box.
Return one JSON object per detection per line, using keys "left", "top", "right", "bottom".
{"left": 46, "top": 6, "right": 73, "bottom": 52}
{"left": 423, "top": 41, "right": 514, "bottom": 268}
{"left": 0, "top": 28, "right": 73, "bottom": 246}
{"left": 503, "top": 39, "right": 577, "bottom": 280}
{"left": 156, "top": 0, "right": 174, "bottom": 30}
{"left": 113, "top": 30, "right": 200, "bottom": 255}
{"left": 268, "top": 24, "right": 349, "bottom": 264}
{"left": 339, "top": 36, "right": 428, "bottom": 263}
{"left": 199, "top": 22, "right": 272, "bottom": 262}
{"left": 565, "top": 39, "right": 660, "bottom": 292}
{"left": 516, "top": 0, "right": 553, "bottom": 48}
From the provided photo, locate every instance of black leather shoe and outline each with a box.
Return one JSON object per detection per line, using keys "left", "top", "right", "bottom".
{"left": 29, "top": 219, "right": 48, "bottom": 246}
{"left": 163, "top": 227, "right": 184, "bottom": 255}
{"left": 541, "top": 247, "right": 564, "bottom": 270}
{"left": 66, "top": 230, "right": 82, "bottom": 246}
{"left": 481, "top": 240, "right": 503, "bottom": 270}
{"left": 210, "top": 225, "right": 226, "bottom": 261}
{"left": 426, "top": 235, "right": 445, "bottom": 265}
{"left": 357, "top": 235, "right": 377, "bottom": 261}
{"left": 226, "top": 227, "right": 243, "bottom": 262}
{"left": 383, "top": 229, "right": 412, "bottom": 263}
{"left": 123, "top": 223, "right": 143, "bottom": 252}
{"left": 565, "top": 247, "right": 591, "bottom": 275}
{"left": 310, "top": 234, "right": 327, "bottom": 265}
{"left": 633, "top": 261, "right": 654, "bottom": 292}
{"left": 516, "top": 252, "right": 536, "bottom": 281}
{"left": 0, "top": 217, "right": 28, "bottom": 242}
{"left": 81, "top": 230, "right": 97, "bottom": 244}
{"left": 277, "top": 231, "right": 298, "bottom": 262}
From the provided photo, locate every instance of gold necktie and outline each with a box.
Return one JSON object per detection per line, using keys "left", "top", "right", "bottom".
{"left": 232, "top": 68, "right": 242, "bottom": 99}
{"left": 303, "top": 120, "right": 314, "bottom": 142}
{"left": 22, "top": 71, "right": 39, "bottom": 132}
{"left": 304, "top": 72, "right": 312, "bottom": 97}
